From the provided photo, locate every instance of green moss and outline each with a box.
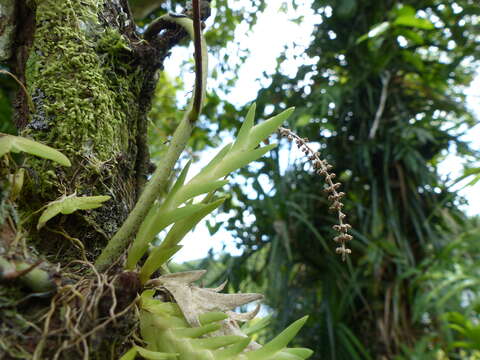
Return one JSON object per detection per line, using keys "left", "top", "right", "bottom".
{"left": 23, "top": 0, "right": 142, "bottom": 170}
{"left": 18, "top": 0, "right": 144, "bottom": 251}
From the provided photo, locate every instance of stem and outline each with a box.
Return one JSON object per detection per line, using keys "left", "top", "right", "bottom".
{"left": 369, "top": 71, "right": 391, "bottom": 139}
{"left": 190, "top": 0, "right": 204, "bottom": 122}
{"left": 95, "top": 3, "right": 207, "bottom": 271}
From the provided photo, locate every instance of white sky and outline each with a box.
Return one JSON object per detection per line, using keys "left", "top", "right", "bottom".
{"left": 162, "top": 1, "right": 480, "bottom": 262}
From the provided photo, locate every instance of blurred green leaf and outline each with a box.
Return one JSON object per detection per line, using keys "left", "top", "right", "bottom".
{"left": 394, "top": 15, "right": 434, "bottom": 30}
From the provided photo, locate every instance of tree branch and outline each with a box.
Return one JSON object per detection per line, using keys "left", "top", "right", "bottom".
{"left": 130, "top": 0, "right": 165, "bottom": 20}
{"left": 369, "top": 71, "right": 391, "bottom": 139}
{"left": 95, "top": 3, "right": 207, "bottom": 272}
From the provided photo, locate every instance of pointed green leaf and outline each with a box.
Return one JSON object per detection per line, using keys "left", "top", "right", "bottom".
{"left": 173, "top": 322, "right": 221, "bottom": 338}
{"left": 37, "top": 203, "right": 64, "bottom": 230}
{"left": 127, "top": 203, "right": 210, "bottom": 269}
{"left": 283, "top": 348, "right": 314, "bottom": 358}
{"left": 175, "top": 180, "right": 228, "bottom": 205}
{"left": 356, "top": 21, "right": 390, "bottom": 44}
{"left": 119, "top": 348, "right": 138, "bottom": 360}
{"left": 37, "top": 195, "right": 110, "bottom": 230}
{"left": 195, "top": 143, "right": 232, "bottom": 178}
{"left": 191, "top": 335, "right": 245, "bottom": 350}
{"left": 61, "top": 195, "right": 111, "bottom": 214}
{"left": 218, "top": 144, "right": 277, "bottom": 178}
{"left": 231, "top": 103, "right": 256, "bottom": 152}
{"left": 198, "top": 311, "right": 229, "bottom": 325}
{"left": 394, "top": 15, "right": 434, "bottom": 30}
{"left": 245, "top": 107, "right": 294, "bottom": 150}
{"left": 0, "top": 135, "right": 13, "bottom": 157}
{"left": 161, "top": 198, "right": 225, "bottom": 250}
{"left": 139, "top": 245, "right": 182, "bottom": 283}
{"left": 246, "top": 316, "right": 309, "bottom": 359}
{"left": 170, "top": 160, "right": 192, "bottom": 196}
{"left": 143, "top": 301, "right": 181, "bottom": 317}
{"left": 242, "top": 314, "right": 273, "bottom": 336}
{"left": 126, "top": 204, "right": 159, "bottom": 269}
{"left": 272, "top": 352, "right": 306, "bottom": 360}
{"left": 214, "top": 337, "right": 251, "bottom": 359}
{"left": 150, "top": 204, "right": 211, "bottom": 237}
{"left": 135, "top": 346, "right": 178, "bottom": 359}
{"left": 140, "top": 289, "right": 156, "bottom": 303}
{"left": 0, "top": 135, "right": 71, "bottom": 166}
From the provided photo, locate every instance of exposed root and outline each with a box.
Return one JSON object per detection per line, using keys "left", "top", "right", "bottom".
{"left": 33, "top": 261, "right": 139, "bottom": 360}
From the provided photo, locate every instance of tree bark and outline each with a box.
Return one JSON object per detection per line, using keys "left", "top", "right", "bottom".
{"left": 0, "top": 0, "right": 192, "bottom": 358}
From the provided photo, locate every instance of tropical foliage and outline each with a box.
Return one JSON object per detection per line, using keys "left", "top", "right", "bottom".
{"left": 202, "top": 0, "right": 480, "bottom": 358}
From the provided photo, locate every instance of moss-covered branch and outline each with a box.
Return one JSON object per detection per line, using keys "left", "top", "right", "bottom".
{"left": 95, "top": 7, "right": 207, "bottom": 271}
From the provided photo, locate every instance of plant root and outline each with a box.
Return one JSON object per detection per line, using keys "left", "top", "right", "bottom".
{"left": 33, "top": 261, "right": 140, "bottom": 360}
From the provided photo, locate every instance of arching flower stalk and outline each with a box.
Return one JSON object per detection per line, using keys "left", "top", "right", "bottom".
{"left": 278, "top": 127, "right": 353, "bottom": 260}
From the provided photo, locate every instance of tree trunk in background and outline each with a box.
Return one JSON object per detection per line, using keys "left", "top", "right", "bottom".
{"left": 1, "top": 0, "right": 182, "bottom": 357}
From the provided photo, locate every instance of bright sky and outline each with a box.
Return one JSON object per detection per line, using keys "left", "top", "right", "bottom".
{"left": 162, "top": 1, "right": 480, "bottom": 262}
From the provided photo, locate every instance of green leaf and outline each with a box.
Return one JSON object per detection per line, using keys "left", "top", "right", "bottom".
{"left": 37, "top": 194, "right": 110, "bottom": 230}
{"left": 170, "top": 160, "right": 192, "bottom": 196}
{"left": 196, "top": 143, "right": 232, "bottom": 178}
{"left": 356, "top": 22, "right": 390, "bottom": 44}
{"left": 401, "top": 51, "right": 425, "bottom": 71}
{"left": 173, "top": 322, "right": 222, "bottom": 338}
{"left": 206, "top": 219, "right": 223, "bottom": 236}
{"left": 140, "top": 245, "right": 182, "bottom": 283}
{"left": 161, "top": 197, "right": 226, "bottom": 250}
{"left": 198, "top": 312, "right": 229, "bottom": 325}
{"left": 242, "top": 314, "right": 273, "bottom": 336}
{"left": 246, "top": 316, "right": 309, "bottom": 359}
{"left": 0, "top": 136, "right": 11, "bottom": 156}
{"left": 283, "top": 348, "right": 315, "bottom": 358}
{"left": 220, "top": 144, "right": 277, "bottom": 177}
{"left": 175, "top": 180, "right": 228, "bottom": 205}
{"left": 214, "top": 337, "right": 251, "bottom": 359}
{"left": 119, "top": 348, "right": 138, "bottom": 360}
{"left": 394, "top": 15, "right": 434, "bottom": 30}
{"left": 0, "top": 134, "right": 71, "bottom": 166}
{"left": 295, "top": 114, "right": 311, "bottom": 127}
{"left": 191, "top": 335, "right": 246, "bottom": 350}
{"left": 231, "top": 103, "right": 256, "bottom": 152}
{"left": 397, "top": 28, "right": 424, "bottom": 45}
{"left": 395, "top": 4, "right": 415, "bottom": 17}
{"left": 245, "top": 107, "right": 294, "bottom": 150}
{"left": 135, "top": 346, "right": 178, "bottom": 359}
{"left": 127, "top": 203, "right": 213, "bottom": 269}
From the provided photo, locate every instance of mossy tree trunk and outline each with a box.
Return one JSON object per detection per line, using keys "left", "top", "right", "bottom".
{"left": 0, "top": 0, "right": 189, "bottom": 358}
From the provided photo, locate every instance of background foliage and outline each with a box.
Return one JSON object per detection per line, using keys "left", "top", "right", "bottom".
{"left": 161, "top": 0, "right": 480, "bottom": 359}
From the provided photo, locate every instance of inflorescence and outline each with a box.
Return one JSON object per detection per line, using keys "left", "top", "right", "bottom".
{"left": 279, "top": 127, "right": 353, "bottom": 260}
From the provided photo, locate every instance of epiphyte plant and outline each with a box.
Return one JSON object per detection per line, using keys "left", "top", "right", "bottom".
{"left": 120, "top": 272, "right": 313, "bottom": 360}
{"left": 127, "top": 103, "right": 294, "bottom": 283}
